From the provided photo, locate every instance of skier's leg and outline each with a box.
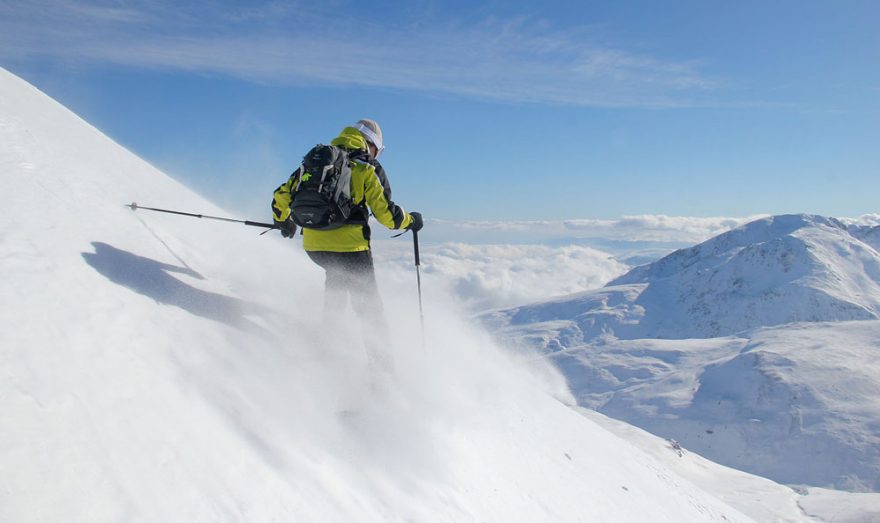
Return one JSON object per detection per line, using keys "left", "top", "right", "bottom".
{"left": 306, "top": 251, "right": 349, "bottom": 324}
{"left": 307, "top": 250, "right": 393, "bottom": 378}
{"left": 345, "top": 251, "right": 394, "bottom": 377}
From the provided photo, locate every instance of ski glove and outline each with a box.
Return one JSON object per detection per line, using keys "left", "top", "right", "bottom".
{"left": 407, "top": 212, "right": 424, "bottom": 232}
{"left": 276, "top": 218, "right": 297, "bottom": 238}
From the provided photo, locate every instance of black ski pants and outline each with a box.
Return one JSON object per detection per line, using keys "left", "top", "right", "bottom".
{"left": 306, "top": 250, "right": 392, "bottom": 373}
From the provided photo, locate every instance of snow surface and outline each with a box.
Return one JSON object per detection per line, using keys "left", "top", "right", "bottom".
{"left": 0, "top": 67, "right": 775, "bottom": 521}
{"left": 484, "top": 214, "right": 880, "bottom": 497}
{"left": 579, "top": 408, "right": 810, "bottom": 522}
{"left": 798, "top": 487, "right": 880, "bottom": 523}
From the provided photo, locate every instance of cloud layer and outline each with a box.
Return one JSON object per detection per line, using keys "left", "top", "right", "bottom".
{"left": 375, "top": 242, "right": 629, "bottom": 312}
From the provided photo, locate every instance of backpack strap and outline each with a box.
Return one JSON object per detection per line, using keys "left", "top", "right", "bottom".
{"left": 340, "top": 149, "right": 372, "bottom": 228}
{"left": 291, "top": 165, "right": 304, "bottom": 192}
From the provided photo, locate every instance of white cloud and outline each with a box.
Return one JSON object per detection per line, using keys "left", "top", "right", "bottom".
{"left": 374, "top": 242, "right": 629, "bottom": 312}
{"left": 0, "top": 1, "right": 721, "bottom": 108}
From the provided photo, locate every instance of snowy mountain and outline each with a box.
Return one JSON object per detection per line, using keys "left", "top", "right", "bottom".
{"left": 483, "top": 214, "right": 880, "bottom": 493}
{"left": 610, "top": 214, "right": 880, "bottom": 337}
{"left": 486, "top": 214, "right": 880, "bottom": 344}
{"left": 0, "top": 67, "right": 790, "bottom": 521}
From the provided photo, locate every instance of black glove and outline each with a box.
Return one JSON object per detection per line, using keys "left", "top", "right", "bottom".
{"left": 276, "top": 218, "right": 297, "bottom": 238}
{"left": 407, "top": 211, "right": 423, "bottom": 232}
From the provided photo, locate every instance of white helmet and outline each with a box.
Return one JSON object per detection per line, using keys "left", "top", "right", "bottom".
{"left": 353, "top": 119, "right": 384, "bottom": 157}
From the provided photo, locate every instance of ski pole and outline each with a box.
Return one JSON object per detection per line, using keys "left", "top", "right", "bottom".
{"left": 126, "top": 202, "right": 278, "bottom": 230}
{"left": 413, "top": 229, "right": 425, "bottom": 346}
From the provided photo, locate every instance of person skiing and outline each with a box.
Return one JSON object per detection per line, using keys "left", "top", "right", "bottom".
{"left": 271, "top": 119, "right": 423, "bottom": 379}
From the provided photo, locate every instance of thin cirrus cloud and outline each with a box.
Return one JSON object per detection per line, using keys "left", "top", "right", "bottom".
{"left": 0, "top": 1, "right": 720, "bottom": 108}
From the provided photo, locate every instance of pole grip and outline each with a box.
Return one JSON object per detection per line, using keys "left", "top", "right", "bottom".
{"left": 412, "top": 229, "right": 421, "bottom": 266}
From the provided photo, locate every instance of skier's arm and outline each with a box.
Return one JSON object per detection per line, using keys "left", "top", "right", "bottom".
{"left": 271, "top": 173, "right": 299, "bottom": 222}
{"left": 363, "top": 163, "right": 413, "bottom": 230}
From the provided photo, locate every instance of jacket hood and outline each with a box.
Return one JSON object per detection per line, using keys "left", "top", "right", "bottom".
{"left": 331, "top": 127, "right": 369, "bottom": 152}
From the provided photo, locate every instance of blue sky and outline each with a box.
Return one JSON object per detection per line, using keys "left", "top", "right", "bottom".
{"left": 2, "top": 0, "right": 878, "bottom": 222}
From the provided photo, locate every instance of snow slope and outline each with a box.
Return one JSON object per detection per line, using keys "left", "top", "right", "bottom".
{"left": 0, "top": 67, "right": 764, "bottom": 521}
{"left": 483, "top": 215, "right": 880, "bottom": 493}
{"left": 849, "top": 223, "right": 880, "bottom": 253}
{"left": 583, "top": 407, "right": 880, "bottom": 523}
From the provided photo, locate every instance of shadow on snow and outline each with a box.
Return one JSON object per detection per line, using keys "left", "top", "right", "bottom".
{"left": 82, "top": 241, "right": 272, "bottom": 336}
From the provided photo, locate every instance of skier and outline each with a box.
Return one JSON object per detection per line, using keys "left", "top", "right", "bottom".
{"left": 271, "top": 119, "right": 423, "bottom": 380}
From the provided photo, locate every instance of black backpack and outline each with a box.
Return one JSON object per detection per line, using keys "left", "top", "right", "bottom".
{"left": 289, "top": 144, "right": 356, "bottom": 230}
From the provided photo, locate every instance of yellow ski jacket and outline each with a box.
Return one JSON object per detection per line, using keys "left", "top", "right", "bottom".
{"left": 272, "top": 127, "right": 414, "bottom": 252}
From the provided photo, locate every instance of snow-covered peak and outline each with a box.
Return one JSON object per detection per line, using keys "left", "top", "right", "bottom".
{"left": 612, "top": 213, "right": 880, "bottom": 338}
{"left": 612, "top": 214, "right": 847, "bottom": 284}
